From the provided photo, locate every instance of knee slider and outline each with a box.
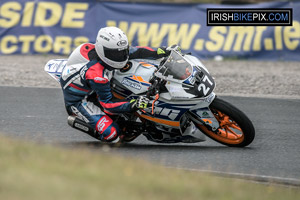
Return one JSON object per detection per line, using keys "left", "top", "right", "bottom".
{"left": 102, "top": 125, "right": 119, "bottom": 142}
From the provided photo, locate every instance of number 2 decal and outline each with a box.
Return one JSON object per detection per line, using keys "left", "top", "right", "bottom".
{"left": 197, "top": 75, "right": 213, "bottom": 96}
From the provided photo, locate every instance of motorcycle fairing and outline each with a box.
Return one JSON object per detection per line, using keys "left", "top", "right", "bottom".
{"left": 112, "top": 78, "right": 135, "bottom": 99}
{"left": 113, "top": 60, "right": 156, "bottom": 94}
{"left": 183, "top": 66, "right": 216, "bottom": 97}
{"left": 139, "top": 99, "right": 198, "bottom": 127}
{"left": 44, "top": 59, "right": 67, "bottom": 83}
{"left": 138, "top": 93, "right": 220, "bottom": 133}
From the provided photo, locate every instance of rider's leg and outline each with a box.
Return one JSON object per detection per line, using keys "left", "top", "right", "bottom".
{"left": 66, "top": 98, "right": 120, "bottom": 142}
{"left": 95, "top": 115, "right": 119, "bottom": 142}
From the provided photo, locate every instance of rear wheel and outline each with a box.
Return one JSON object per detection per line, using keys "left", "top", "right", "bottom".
{"left": 194, "top": 97, "right": 255, "bottom": 147}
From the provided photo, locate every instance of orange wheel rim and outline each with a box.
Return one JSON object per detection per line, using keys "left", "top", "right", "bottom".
{"left": 197, "top": 110, "right": 244, "bottom": 145}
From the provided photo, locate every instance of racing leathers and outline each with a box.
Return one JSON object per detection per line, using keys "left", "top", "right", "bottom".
{"left": 60, "top": 43, "right": 167, "bottom": 142}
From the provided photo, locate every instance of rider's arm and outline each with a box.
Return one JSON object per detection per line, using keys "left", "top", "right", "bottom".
{"left": 129, "top": 46, "right": 169, "bottom": 60}
{"left": 85, "top": 62, "right": 133, "bottom": 114}
{"left": 90, "top": 81, "right": 133, "bottom": 115}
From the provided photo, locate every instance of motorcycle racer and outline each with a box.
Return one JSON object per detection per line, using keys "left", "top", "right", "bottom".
{"left": 60, "top": 26, "right": 169, "bottom": 142}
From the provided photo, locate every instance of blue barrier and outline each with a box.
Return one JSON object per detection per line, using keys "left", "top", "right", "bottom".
{"left": 0, "top": 0, "right": 299, "bottom": 60}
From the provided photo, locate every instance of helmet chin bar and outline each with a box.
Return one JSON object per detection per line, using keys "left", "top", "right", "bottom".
{"left": 99, "top": 52, "right": 128, "bottom": 70}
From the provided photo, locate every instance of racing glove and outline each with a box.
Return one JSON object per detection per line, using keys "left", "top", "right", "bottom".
{"left": 157, "top": 47, "right": 171, "bottom": 58}
{"left": 130, "top": 96, "right": 150, "bottom": 111}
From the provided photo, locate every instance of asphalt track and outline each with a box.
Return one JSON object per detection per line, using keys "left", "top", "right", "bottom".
{"left": 1, "top": 86, "right": 300, "bottom": 186}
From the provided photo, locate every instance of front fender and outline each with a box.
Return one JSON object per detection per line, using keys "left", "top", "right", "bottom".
{"left": 189, "top": 93, "right": 220, "bottom": 131}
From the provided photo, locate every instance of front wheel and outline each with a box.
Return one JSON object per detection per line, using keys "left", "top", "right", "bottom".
{"left": 194, "top": 97, "right": 255, "bottom": 147}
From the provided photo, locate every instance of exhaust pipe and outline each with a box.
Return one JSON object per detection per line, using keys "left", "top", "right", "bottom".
{"left": 67, "top": 116, "right": 100, "bottom": 140}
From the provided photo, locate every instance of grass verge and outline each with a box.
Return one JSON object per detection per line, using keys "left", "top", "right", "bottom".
{"left": 0, "top": 135, "right": 299, "bottom": 200}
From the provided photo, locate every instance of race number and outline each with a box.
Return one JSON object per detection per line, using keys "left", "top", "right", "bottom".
{"left": 197, "top": 75, "right": 213, "bottom": 96}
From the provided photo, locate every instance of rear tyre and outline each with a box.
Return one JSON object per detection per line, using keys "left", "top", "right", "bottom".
{"left": 195, "top": 97, "right": 255, "bottom": 147}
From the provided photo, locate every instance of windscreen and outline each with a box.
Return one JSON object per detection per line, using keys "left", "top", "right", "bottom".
{"left": 158, "top": 51, "right": 193, "bottom": 80}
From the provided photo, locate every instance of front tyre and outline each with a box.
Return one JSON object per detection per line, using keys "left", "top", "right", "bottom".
{"left": 195, "top": 97, "right": 255, "bottom": 147}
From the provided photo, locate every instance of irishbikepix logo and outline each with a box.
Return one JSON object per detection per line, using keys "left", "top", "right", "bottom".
{"left": 207, "top": 8, "right": 292, "bottom": 26}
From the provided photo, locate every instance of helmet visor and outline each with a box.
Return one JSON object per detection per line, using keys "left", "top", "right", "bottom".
{"left": 103, "top": 47, "right": 129, "bottom": 62}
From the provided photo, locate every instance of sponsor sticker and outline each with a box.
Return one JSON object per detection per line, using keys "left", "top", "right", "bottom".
{"left": 94, "top": 77, "right": 108, "bottom": 83}
{"left": 97, "top": 116, "right": 111, "bottom": 133}
{"left": 100, "top": 34, "right": 110, "bottom": 41}
{"left": 122, "top": 78, "right": 142, "bottom": 90}
{"left": 203, "top": 93, "right": 215, "bottom": 103}
{"left": 74, "top": 123, "right": 89, "bottom": 132}
{"left": 117, "top": 40, "right": 127, "bottom": 46}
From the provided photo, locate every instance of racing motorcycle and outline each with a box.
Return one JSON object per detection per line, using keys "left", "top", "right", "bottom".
{"left": 45, "top": 48, "right": 255, "bottom": 147}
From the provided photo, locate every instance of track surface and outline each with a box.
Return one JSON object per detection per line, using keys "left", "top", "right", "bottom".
{"left": 1, "top": 86, "right": 300, "bottom": 184}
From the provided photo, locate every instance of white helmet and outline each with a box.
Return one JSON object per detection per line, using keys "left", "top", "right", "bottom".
{"left": 95, "top": 27, "right": 129, "bottom": 69}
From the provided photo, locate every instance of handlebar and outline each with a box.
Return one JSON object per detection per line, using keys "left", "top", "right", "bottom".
{"left": 146, "top": 76, "right": 165, "bottom": 99}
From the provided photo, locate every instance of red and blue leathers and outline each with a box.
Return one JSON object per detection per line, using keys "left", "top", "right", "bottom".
{"left": 60, "top": 43, "right": 164, "bottom": 141}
